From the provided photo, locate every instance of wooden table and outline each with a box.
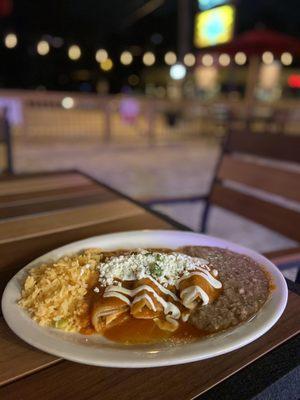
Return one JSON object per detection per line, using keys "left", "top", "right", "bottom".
{"left": 0, "top": 170, "right": 299, "bottom": 400}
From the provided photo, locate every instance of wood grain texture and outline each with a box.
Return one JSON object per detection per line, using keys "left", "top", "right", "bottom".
{"left": 218, "top": 155, "right": 300, "bottom": 203}
{"left": 0, "top": 184, "right": 111, "bottom": 206}
{"left": 0, "top": 319, "right": 60, "bottom": 387}
{"left": 0, "top": 172, "right": 92, "bottom": 196}
{"left": 226, "top": 130, "right": 300, "bottom": 163}
{"left": 211, "top": 184, "right": 300, "bottom": 242}
{"left": 0, "top": 190, "right": 116, "bottom": 219}
{"left": 0, "top": 292, "right": 299, "bottom": 399}
{"left": 0, "top": 199, "right": 144, "bottom": 243}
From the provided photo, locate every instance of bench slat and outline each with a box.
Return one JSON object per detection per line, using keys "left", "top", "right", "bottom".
{"left": 226, "top": 131, "right": 300, "bottom": 163}
{"left": 218, "top": 155, "right": 300, "bottom": 203}
{"left": 211, "top": 183, "right": 300, "bottom": 242}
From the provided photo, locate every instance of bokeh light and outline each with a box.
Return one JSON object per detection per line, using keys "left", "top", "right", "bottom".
{"left": 61, "top": 97, "right": 74, "bottom": 109}
{"left": 262, "top": 51, "right": 274, "bottom": 65}
{"left": 202, "top": 54, "right": 213, "bottom": 67}
{"left": 120, "top": 51, "right": 133, "bottom": 65}
{"left": 219, "top": 53, "right": 230, "bottom": 66}
{"left": 234, "top": 52, "right": 247, "bottom": 65}
{"left": 95, "top": 49, "right": 108, "bottom": 63}
{"left": 183, "top": 53, "right": 196, "bottom": 67}
{"left": 281, "top": 52, "right": 293, "bottom": 66}
{"left": 170, "top": 63, "right": 186, "bottom": 80}
{"left": 68, "top": 45, "right": 81, "bottom": 60}
{"left": 37, "top": 40, "right": 50, "bottom": 56}
{"left": 128, "top": 74, "right": 140, "bottom": 85}
{"left": 143, "top": 52, "right": 155, "bottom": 66}
{"left": 4, "top": 33, "right": 17, "bottom": 48}
{"left": 164, "top": 51, "right": 177, "bottom": 66}
{"left": 100, "top": 58, "right": 113, "bottom": 71}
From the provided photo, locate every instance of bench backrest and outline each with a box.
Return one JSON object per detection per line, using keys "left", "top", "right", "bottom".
{"left": 207, "top": 130, "right": 300, "bottom": 242}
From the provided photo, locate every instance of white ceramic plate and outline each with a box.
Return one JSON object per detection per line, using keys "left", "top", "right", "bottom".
{"left": 2, "top": 230, "right": 288, "bottom": 368}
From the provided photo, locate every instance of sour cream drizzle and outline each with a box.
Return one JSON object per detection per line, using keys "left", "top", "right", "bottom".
{"left": 176, "top": 271, "right": 222, "bottom": 289}
{"left": 132, "top": 293, "right": 157, "bottom": 312}
{"left": 103, "top": 291, "right": 131, "bottom": 305}
{"left": 181, "top": 285, "right": 210, "bottom": 306}
{"left": 104, "top": 283, "right": 181, "bottom": 319}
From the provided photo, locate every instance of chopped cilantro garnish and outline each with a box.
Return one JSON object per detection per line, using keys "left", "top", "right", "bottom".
{"left": 149, "top": 262, "right": 163, "bottom": 277}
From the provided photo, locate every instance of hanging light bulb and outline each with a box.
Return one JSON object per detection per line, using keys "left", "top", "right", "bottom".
{"left": 143, "top": 52, "right": 155, "bottom": 66}
{"left": 68, "top": 45, "right": 81, "bottom": 60}
{"left": 4, "top": 33, "right": 17, "bottom": 48}
{"left": 100, "top": 58, "right": 113, "bottom": 71}
{"left": 262, "top": 51, "right": 274, "bottom": 65}
{"left": 37, "top": 40, "right": 50, "bottom": 56}
{"left": 183, "top": 53, "right": 196, "bottom": 67}
{"left": 234, "top": 52, "right": 247, "bottom": 65}
{"left": 202, "top": 54, "right": 213, "bottom": 67}
{"left": 164, "top": 51, "right": 177, "bottom": 65}
{"left": 95, "top": 49, "right": 108, "bottom": 63}
{"left": 120, "top": 51, "right": 133, "bottom": 65}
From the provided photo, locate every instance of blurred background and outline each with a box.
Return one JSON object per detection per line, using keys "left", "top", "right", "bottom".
{"left": 1, "top": 0, "right": 300, "bottom": 274}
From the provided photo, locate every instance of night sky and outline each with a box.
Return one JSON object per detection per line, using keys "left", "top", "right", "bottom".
{"left": 1, "top": 0, "right": 300, "bottom": 91}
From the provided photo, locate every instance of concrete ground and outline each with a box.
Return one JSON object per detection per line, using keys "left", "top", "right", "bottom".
{"left": 14, "top": 138, "right": 298, "bottom": 280}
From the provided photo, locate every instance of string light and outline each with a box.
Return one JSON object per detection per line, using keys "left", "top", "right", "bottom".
{"left": 262, "top": 51, "right": 274, "bottom": 65}
{"left": 4, "top": 33, "right": 17, "bottom": 48}
{"left": 61, "top": 97, "right": 74, "bottom": 109}
{"left": 202, "top": 54, "right": 213, "bottom": 67}
{"left": 37, "top": 40, "right": 50, "bottom": 56}
{"left": 183, "top": 53, "right": 196, "bottom": 67}
{"left": 281, "top": 52, "right": 293, "bottom": 66}
{"left": 219, "top": 53, "right": 230, "bottom": 66}
{"left": 100, "top": 58, "right": 113, "bottom": 71}
{"left": 120, "top": 51, "right": 133, "bottom": 65}
{"left": 164, "top": 51, "right": 177, "bottom": 65}
{"left": 68, "top": 45, "right": 81, "bottom": 60}
{"left": 143, "top": 52, "right": 155, "bottom": 66}
{"left": 95, "top": 49, "right": 108, "bottom": 63}
{"left": 234, "top": 52, "right": 247, "bottom": 65}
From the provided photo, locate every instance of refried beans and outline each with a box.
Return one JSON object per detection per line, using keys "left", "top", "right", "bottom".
{"left": 180, "top": 246, "right": 270, "bottom": 333}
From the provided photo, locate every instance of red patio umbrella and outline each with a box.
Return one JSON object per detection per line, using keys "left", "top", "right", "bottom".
{"left": 215, "top": 28, "right": 300, "bottom": 56}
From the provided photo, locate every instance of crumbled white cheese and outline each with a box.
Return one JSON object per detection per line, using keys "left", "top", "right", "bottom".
{"left": 98, "top": 250, "right": 209, "bottom": 287}
{"left": 93, "top": 287, "right": 100, "bottom": 293}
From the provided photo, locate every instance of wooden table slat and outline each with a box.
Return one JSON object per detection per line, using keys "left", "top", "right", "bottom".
{"left": 0, "top": 319, "right": 60, "bottom": 386}
{"left": 0, "top": 184, "right": 109, "bottom": 206}
{"left": 0, "top": 199, "right": 144, "bottom": 243}
{"left": 0, "top": 189, "right": 116, "bottom": 219}
{"left": 0, "top": 173, "right": 92, "bottom": 196}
